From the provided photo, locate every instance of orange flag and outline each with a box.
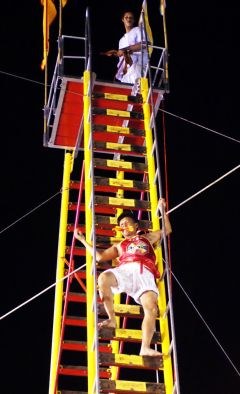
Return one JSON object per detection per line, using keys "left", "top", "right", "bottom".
{"left": 41, "top": 0, "right": 68, "bottom": 70}
{"left": 41, "top": 0, "right": 57, "bottom": 70}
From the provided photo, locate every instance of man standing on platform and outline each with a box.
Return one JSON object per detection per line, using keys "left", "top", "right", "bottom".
{"left": 102, "top": 11, "right": 149, "bottom": 84}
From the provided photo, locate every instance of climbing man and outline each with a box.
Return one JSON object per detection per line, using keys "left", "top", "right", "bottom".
{"left": 74, "top": 199, "right": 172, "bottom": 357}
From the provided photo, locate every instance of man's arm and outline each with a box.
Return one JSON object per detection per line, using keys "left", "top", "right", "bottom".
{"left": 145, "top": 200, "right": 172, "bottom": 244}
{"left": 74, "top": 229, "right": 119, "bottom": 263}
{"left": 119, "top": 42, "right": 147, "bottom": 53}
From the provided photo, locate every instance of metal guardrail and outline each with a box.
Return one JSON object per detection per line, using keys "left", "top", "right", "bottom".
{"left": 140, "top": 11, "right": 180, "bottom": 394}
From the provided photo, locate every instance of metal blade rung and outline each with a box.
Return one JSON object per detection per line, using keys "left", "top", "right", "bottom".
{"left": 99, "top": 327, "right": 161, "bottom": 343}
{"left": 93, "top": 124, "right": 145, "bottom": 136}
{"left": 92, "top": 107, "right": 144, "bottom": 120}
{"left": 94, "top": 158, "right": 148, "bottom": 173}
{"left": 92, "top": 92, "right": 143, "bottom": 103}
{"left": 93, "top": 141, "right": 146, "bottom": 155}
{"left": 100, "top": 379, "right": 165, "bottom": 393}
{"left": 99, "top": 352, "right": 163, "bottom": 369}
{"left": 95, "top": 195, "right": 150, "bottom": 210}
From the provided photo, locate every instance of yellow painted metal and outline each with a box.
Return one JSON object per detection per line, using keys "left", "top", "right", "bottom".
{"left": 84, "top": 70, "right": 96, "bottom": 393}
{"left": 107, "top": 108, "right": 130, "bottom": 117}
{"left": 114, "top": 354, "right": 144, "bottom": 366}
{"left": 107, "top": 159, "right": 132, "bottom": 169}
{"left": 111, "top": 170, "right": 124, "bottom": 381}
{"left": 116, "top": 380, "right": 147, "bottom": 391}
{"left": 48, "top": 151, "right": 73, "bottom": 394}
{"left": 107, "top": 125, "right": 130, "bottom": 134}
{"left": 109, "top": 178, "right": 133, "bottom": 188}
{"left": 115, "top": 328, "right": 144, "bottom": 340}
{"left": 104, "top": 92, "right": 128, "bottom": 101}
{"left": 110, "top": 217, "right": 118, "bottom": 225}
{"left": 109, "top": 197, "right": 135, "bottom": 207}
{"left": 114, "top": 304, "right": 141, "bottom": 315}
{"left": 106, "top": 142, "right": 131, "bottom": 151}
{"left": 141, "top": 77, "right": 173, "bottom": 394}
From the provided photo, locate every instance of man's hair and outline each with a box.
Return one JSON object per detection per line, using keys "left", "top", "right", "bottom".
{"left": 117, "top": 211, "right": 139, "bottom": 226}
{"left": 121, "top": 10, "right": 135, "bottom": 20}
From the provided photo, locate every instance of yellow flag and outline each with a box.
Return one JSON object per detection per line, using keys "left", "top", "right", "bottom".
{"left": 160, "top": 0, "right": 166, "bottom": 16}
{"left": 141, "top": 0, "right": 153, "bottom": 55}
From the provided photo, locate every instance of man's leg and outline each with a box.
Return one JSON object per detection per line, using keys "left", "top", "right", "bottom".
{"left": 98, "top": 271, "right": 118, "bottom": 328}
{"left": 139, "top": 291, "right": 162, "bottom": 356}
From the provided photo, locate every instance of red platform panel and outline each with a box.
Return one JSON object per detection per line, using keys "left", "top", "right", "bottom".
{"left": 48, "top": 77, "right": 163, "bottom": 150}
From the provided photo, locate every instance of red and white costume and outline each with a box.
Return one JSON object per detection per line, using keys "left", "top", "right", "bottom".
{"left": 105, "top": 235, "right": 160, "bottom": 304}
{"left": 118, "top": 235, "right": 160, "bottom": 278}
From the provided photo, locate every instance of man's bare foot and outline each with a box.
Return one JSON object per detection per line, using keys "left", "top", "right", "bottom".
{"left": 140, "top": 347, "right": 162, "bottom": 357}
{"left": 98, "top": 318, "right": 116, "bottom": 329}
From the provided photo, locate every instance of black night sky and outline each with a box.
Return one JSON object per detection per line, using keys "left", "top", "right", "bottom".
{"left": 0, "top": 1, "right": 239, "bottom": 393}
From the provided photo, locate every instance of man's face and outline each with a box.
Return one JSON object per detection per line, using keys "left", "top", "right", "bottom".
{"left": 122, "top": 12, "right": 135, "bottom": 30}
{"left": 119, "top": 216, "right": 138, "bottom": 238}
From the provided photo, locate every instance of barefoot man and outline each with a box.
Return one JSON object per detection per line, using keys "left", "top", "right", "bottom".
{"left": 74, "top": 200, "right": 172, "bottom": 357}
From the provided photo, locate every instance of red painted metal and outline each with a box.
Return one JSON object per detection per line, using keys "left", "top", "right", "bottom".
{"left": 59, "top": 367, "right": 111, "bottom": 378}
{"left": 50, "top": 79, "right": 161, "bottom": 149}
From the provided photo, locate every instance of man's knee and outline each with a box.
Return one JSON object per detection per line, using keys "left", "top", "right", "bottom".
{"left": 98, "top": 271, "right": 117, "bottom": 289}
{"left": 140, "top": 292, "right": 158, "bottom": 316}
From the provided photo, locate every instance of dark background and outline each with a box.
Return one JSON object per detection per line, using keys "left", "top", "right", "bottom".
{"left": 0, "top": 1, "right": 239, "bottom": 393}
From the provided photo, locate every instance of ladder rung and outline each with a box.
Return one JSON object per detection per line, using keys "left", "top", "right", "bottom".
{"left": 68, "top": 202, "right": 118, "bottom": 214}
{"left": 100, "top": 379, "right": 165, "bottom": 393}
{"left": 94, "top": 176, "right": 149, "bottom": 192}
{"left": 65, "top": 246, "right": 86, "bottom": 256}
{"left": 98, "top": 327, "right": 161, "bottom": 343}
{"left": 67, "top": 292, "right": 101, "bottom": 303}
{"left": 65, "top": 316, "right": 87, "bottom": 327}
{"left": 94, "top": 158, "right": 147, "bottom": 173}
{"left": 93, "top": 141, "right": 146, "bottom": 155}
{"left": 68, "top": 225, "right": 116, "bottom": 236}
{"left": 92, "top": 91, "right": 143, "bottom": 103}
{"left": 95, "top": 196, "right": 150, "bottom": 210}
{"left": 92, "top": 107, "right": 144, "bottom": 120}
{"left": 62, "top": 340, "right": 111, "bottom": 353}
{"left": 98, "top": 303, "right": 159, "bottom": 318}
{"left": 93, "top": 124, "right": 145, "bottom": 136}
{"left": 98, "top": 303, "right": 144, "bottom": 318}
{"left": 59, "top": 365, "right": 110, "bottom": 378}
{"left": 99, "top": 352, "right": 163, "bottom": 370}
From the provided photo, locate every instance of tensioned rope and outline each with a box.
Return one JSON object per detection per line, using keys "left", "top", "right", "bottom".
{"left": 0, "top": 68, "right": 240, "bottom": 146}
{"left": 0, "top": 162, "right": 239, "bottom": 321}
{"left": 0, "top": 262, "right": 86, "bottom": 321}
{"left": 0, "top": 188, "right": 65, "bottom": 235}
{"left": 166, "top": 163, "right": 240, "bottom": 216}
{"left": 158, "top": 107, "right": 240, "bottom": 145}
{"left": 168, "top": 266, "right": 240, "bottom": 377}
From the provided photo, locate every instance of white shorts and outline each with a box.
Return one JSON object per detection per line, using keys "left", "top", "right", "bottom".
{"left": 105, "top": 262, "right": 159, "bottom": 305}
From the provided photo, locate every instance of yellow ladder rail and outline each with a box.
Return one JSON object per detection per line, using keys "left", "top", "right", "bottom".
{"left": 84, "top": 69, "right": 98, "bottom": 393}
{"left": 48, "top": 151, "right": 73, "bottom": 394}
{"left": 141, "top": 77, "right": 173, "bottom": 394}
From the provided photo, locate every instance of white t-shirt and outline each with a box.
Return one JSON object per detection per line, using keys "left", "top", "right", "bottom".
{"left": 116, "top": 26, "right": 148, "bottom": 84}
